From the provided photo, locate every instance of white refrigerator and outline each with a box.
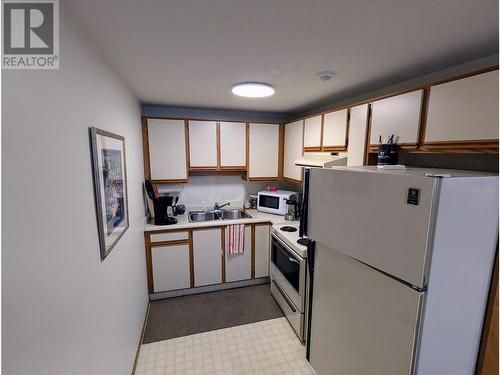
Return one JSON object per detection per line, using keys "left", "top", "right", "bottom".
{"left": 304, "top": 166, "right": 498, "bottom": 375}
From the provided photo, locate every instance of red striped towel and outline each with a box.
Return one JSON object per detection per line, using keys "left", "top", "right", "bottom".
{"left": 227, "top": 224, "right": 245, "bottom": 254}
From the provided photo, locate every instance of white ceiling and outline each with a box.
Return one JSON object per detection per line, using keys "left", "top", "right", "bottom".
{"left": 66, "top": 0, "right": 498, "bottom": 113}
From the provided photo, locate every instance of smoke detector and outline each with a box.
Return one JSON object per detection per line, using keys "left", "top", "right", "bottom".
{"left": 317, "top": 71, "right": 335, "bottom": 81}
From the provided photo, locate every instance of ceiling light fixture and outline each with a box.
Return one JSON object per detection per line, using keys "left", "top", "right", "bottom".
{"left": 232, "top": 82, "right": 275, "bottom": 98}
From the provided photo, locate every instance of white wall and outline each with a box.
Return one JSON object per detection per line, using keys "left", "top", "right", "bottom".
{"left": 157, "top": 176, "right": 301, "bottom": 208}
{"left": 2, "top": 7, "right": 148, "bottom": 375}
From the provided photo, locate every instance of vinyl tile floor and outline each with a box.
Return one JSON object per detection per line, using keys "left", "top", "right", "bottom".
{"left": 135, "top": 317, "right": 316, "bottom": 375}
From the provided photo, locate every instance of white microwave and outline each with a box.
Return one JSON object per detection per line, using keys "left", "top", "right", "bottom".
{"left": 257, "top": 190, "right": 297, "bottom": 216}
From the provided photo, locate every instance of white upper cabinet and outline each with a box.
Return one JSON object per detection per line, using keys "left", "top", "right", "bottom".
{"left": 347, "top": 104, "right": 369, "bottom": 166}
{"left": 369, "top": 90, "right": 423, "bottom": 146}
{"left": 425, "top": 70, "right": 499, "bottom": 143}
{"left": 147, "top": 118, "right": 187, "bottom": 181}
{"left": 188, "top": 120, "right": 217, "bottom": 167}
{"left": 248, "top": 123, "right": 279, "bottom": 179}
{"left": 323, "top": 109, "right": 348, "bottom": 149}
{"left": 303, "top": 115, "right": 322, "bottom": 148}
{"left": 283, "top": 120, "right": 304, "bottom": 182}
{"left": 219, "top": 122, "right": 246, "bottom": 167}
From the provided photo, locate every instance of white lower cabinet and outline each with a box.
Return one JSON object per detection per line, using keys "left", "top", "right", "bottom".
{"left": 225, "top": 225, "right": 252, "bottom": 282}
{"left": 151, "top": 244, "right": 190, "bottom": 293}
{"left": 254, "top": 224, "right": 270, "bottom": 278}
{"left": 193, "top": 228, "right": 222, "bottom": 287}
{"left": 148, "top": 223, "right": 271, "bottom": 294}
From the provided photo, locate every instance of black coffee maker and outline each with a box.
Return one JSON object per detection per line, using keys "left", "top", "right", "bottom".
{"left": 145, "top": 180, "right": 178, "bottom": 225}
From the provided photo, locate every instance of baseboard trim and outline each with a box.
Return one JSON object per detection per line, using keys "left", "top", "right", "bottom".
{"left": 131, "top": 300, "right": 150, "bottom": 375}
{"left": 149, "top": 277, "right": 270, "bottom": 301}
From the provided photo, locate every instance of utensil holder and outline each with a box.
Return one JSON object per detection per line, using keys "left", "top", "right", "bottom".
{"left": 377, "top": 144, "right": 397, "bottom": 165}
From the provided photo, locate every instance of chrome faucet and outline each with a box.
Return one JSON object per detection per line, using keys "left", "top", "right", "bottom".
{"left": 214, "top": 202, "right": 230, "bottom": 211}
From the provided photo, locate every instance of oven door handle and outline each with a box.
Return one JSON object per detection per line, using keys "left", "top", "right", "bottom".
{"left": 288, "top": 257, "right": 300, "bottom": 264}
{"left": 272, "top": 280, "right": 297, "bottom": 312}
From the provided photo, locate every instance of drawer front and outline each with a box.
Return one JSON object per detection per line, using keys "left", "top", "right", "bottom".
{"left": 271, "top": 278, "right": 304, "bottom": 341}
{"left": 150, "top": 231, "right": 189, "bottom": 243}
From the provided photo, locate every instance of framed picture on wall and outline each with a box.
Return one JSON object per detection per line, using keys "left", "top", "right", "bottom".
{"left": 89, "top": 127, "right": 129, "bottom": 261}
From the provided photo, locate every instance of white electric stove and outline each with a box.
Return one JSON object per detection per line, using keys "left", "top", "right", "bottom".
{"left": 270, "top": 222, "right": 308, "bottom": 341}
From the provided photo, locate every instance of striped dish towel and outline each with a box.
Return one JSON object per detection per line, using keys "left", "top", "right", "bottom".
{"left": 227, "top": 224, "right": 245, "bottom": 254}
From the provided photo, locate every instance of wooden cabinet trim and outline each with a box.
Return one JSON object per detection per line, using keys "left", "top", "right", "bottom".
{"left": 251, "top": 225, "right": 256, "bottom": 279}
{"left": 216, "top": 122, "right": 221, "bottom": 170}
{"left": 417, "top": 88, "right": 431, "bottom": 147}
{"left": 150, "top": 239, "right": 190, "bottom": 248}
{"left": 221, "top": 227, "right": 226, "bottom": 283}
{"left": 184, "top": 120, "right": 190, "bottom": 177}
{"left": 304, "top": 146, "right": 322, "bottom": 152}
{"left": 188, "top": 229, "right": 194, "bottom": 288}
{"left": 150, "top": 178, "right": 188, "bottom": 184}
{"left": 282, "top": 177, "right": 303, "bottom": 184}
{"left": 147, "top": 228, "right": 191, "bottom": 236}
{"left": 322, "top": 145, "right": 348, "bottom": 152}
{"left": 319, "top": 114, "right": 325, "bottom": 148}
{"left": 245, "top": 123, "right": 250, "bottom": 174}
{"left": 248, "top": 176, "right": 279, "bottom": 182}
{"left": 144, "top": 232, "right": 154, "bottom": 294}
{"left": 219, "top": 166, "right": 247, "bottom": 171}
{"left": 364, "top": 104, "right": 373, "bottom": 165}
{"left": 143, "top": 115, "right": 279, "bottom": 124}
{"left": 278, "top": 124, "right": 285, "bottom": 179}
{"left": 430, "top": 65, "right": 498, "bottom": 87}
{"left": 141, "top": 117, "right": 151, "bottom": 180}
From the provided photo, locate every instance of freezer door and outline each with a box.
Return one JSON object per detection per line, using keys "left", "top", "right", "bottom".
{"left": 309, "top": 242, "right": 424, "bottom": 375}
{"left": 308, "top": 168, "right": 436, "bottom": 288}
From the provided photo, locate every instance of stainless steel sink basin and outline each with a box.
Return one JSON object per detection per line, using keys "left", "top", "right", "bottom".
{"left": 221, "top": 209, "right": 252, "bottom": 220}
{"left": 189, "top": 211, "right": 218, "bottom": 222}
{"left": 188, "top": 209, "right": 252, "bottom": 222}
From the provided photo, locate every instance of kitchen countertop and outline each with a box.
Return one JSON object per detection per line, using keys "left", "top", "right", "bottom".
{"left": 144, "top": 209, "right": 296, "bottom": 232}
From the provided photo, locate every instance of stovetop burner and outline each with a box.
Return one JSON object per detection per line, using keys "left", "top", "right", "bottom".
{"left": 280, "top": 226, "right": 298, "bottom": 232}
{"left": 297, "top": 238, "right": 310, "bottom": 246}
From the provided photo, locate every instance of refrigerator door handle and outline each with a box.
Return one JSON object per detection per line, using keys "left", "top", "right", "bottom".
{"left": 305, "top": 240, "right": 315, "bottom": 360}
{"left": 299, "top": 168, "right": 310, "bottom": 238}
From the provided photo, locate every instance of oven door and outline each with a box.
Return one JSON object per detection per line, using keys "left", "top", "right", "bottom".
{"left": 270, "top": 233, "right": 306, "bottom": 312}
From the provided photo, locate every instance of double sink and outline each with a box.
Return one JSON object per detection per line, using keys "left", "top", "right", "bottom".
{"left": 188, "top": 209, "right": 252, "bottom": 223}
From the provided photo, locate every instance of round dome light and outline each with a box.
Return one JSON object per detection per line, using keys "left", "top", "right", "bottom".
{"left": 232, "top": 82, "right": 275, "bottom": 98}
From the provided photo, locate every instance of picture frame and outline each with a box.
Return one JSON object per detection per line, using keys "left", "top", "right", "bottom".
{"left": 89, "top": 127, "right": 129, "bottom": 261}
